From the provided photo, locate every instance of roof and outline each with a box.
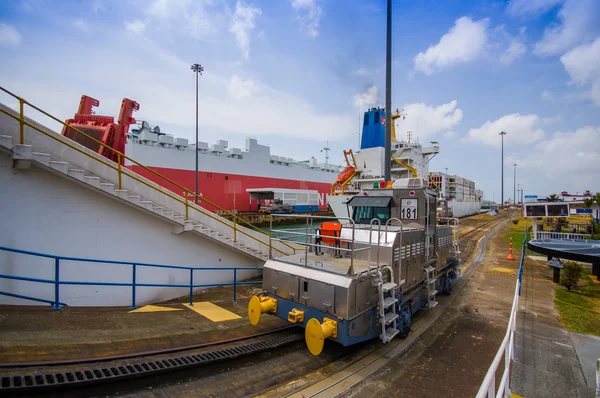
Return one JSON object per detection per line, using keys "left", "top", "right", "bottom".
{"left": 346, "top": 196, "right": 392, "bottom": 207}
{"left": 528, "top": 239, "right": 600, "bottom": 265}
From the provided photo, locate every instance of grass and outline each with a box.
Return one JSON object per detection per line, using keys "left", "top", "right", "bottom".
{"left": 554, "top": 269, "right": 600, "bottom": 336}
{"left": 503, "top": 218, "right": 534, "bottom": 255}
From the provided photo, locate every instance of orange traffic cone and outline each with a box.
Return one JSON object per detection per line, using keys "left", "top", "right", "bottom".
{"left": 507, "top": 237, "right": 516, "bottom": 261}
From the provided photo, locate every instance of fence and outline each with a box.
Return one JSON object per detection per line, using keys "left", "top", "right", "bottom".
{"left": 476, "top": 229, "right": 527, "bottom": 398}
{"left": 0, "top": 245, "right": 262, "bottom": 309}
{"left": 535, "top": 231, "right": 589, "bottom": 240}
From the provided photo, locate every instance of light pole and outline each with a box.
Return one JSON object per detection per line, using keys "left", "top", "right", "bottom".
{"left": 513, "top": 163, "right": 517, "bottom": 207}
{"left": 517, "top": 183, "right": 520, "bottom": 206}
{"left": 191, "top": 63, "right": 204, "bottom": 204}
{"left": 499, "top": 131, "right": 507, "bottom": 209}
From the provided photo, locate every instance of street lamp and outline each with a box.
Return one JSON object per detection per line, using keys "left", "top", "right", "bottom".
{"left": 191, "top": 63, "right": 204, "bottom": 204}
{"left": 499, "top": 131, "right": 507, "bottom": 209}
{"left": 513, "top": 163, "right": 517, "bottom": 207}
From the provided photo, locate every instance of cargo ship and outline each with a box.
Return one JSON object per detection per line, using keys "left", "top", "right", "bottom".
{"left": 60, "top": 96, "right": 481, "bottom": 217}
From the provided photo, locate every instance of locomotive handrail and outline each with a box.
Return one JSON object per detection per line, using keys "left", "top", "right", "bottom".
{"left": 0, "top": 245, "right": 262, "bottom": 309}
{"left": 476, "top": 227, "right": 527, "bottom": 398}
{"left": 0, "top": 86, "right": 297, "bottom": 257}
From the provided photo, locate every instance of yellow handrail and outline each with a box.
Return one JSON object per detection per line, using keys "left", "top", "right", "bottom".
{"left": 0, "top": 86, "right": 297, "bottom": 256}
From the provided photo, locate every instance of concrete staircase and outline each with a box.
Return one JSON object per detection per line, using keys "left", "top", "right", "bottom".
{"left": 0, "top": 104, "right": 294, "bottom": 262}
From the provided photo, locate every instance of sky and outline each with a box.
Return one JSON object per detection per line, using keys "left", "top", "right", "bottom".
{"left": 0, "top": 0, "right": 599, "bottom": 203}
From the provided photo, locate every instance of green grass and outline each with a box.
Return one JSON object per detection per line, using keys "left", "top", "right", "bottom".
{"left": 554, "top": 269, "right": 600, "bottom": 336}
{"left": 503, "top": 219, "right": 534, "bottom": 255}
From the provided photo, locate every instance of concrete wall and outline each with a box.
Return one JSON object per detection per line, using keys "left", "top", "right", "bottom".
{"left": 0, "top": 151, "right": 262, "bottom": 306}
{"left": 449, "top": 201, "right": 481, "bottom": 218}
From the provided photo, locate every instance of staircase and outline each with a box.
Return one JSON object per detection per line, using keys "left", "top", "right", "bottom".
{"left": 377, "top": 266, "right": 400, "bottom": 343}
{"left": 0, "top": 103, "right": 294, "bottom": 262}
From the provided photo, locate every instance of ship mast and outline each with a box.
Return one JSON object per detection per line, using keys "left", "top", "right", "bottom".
{"left": 384, "top": 0, "right": 392, "bottom": 182}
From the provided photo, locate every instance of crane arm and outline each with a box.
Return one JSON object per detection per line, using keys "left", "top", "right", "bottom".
{"left": 391, "top": 156, "right": 417, "bottom": 178}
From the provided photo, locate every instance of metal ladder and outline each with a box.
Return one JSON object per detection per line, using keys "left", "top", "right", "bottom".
{"left": 424, "top": 265, "right": 438, "bottom": 308}
{"left": 377, "top": 266, "right": 399, "bottom": 343}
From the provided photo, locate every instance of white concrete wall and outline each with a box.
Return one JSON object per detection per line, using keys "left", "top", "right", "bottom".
{"left": 0, "top": 151, "right": 262, "bottom": 306}
{"left": 449, "top": 201, "right": 481, "bottom": 218}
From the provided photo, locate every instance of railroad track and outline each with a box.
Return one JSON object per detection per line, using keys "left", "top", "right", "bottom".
{"left": 0, "top": 214, "right": 514, "bottom": 396}
{"left": 256, "top": 214, "right": 514, "bottom": 398}
{"left": 0, "top": 326, "right": 301, "bottom": 394}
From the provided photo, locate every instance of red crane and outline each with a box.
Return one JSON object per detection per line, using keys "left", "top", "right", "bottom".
{"left": 61, "top": 95, "right": 139, "bottom": 164}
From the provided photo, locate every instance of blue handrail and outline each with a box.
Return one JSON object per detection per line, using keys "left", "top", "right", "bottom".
{"left": 518, "top": 226, "right": 527, "bottom": 295}
{"left": 0, "top": 245, "right": 263, "bottom": 309}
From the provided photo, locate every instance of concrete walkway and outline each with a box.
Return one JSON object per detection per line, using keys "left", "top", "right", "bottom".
{"left": 511, "top": 256, "right": 596, "bottom": 397}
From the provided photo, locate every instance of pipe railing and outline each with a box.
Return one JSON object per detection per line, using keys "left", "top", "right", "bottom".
{"left": 476, "top": 228, "right": 527, "bottom": 398}
{"left": 0, "top": 86, "right": 296, "bottom": 257}
{"left": 0, "top": 245, "right": 262, "bottom": 309}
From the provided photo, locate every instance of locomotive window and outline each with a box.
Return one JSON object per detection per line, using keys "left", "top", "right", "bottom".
{"left": 373, "top": 207, "right": 390, "bottom": 223}
{"left": 373, "top": 111, "right": 380, "bottom": 124}
{"left": 353, "top": 206, "right": 390, "bottom": 224}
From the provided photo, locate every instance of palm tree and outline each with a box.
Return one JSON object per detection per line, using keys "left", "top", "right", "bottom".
{"left": 583, "top": 198, "right": 595, "bottom": 210}
{"left": 595, "top": 192, "right": 600, "bottom": 206}
{"left": 547, "top": 193, "right": 560, "bottom": 202}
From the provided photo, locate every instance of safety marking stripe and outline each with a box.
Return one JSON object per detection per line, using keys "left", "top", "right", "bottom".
{"left": 128, "top": 305, "right": 184, "bottom": 313}
{"left": 492, "top": 267, "right": 516, "bottom": 273}
{"left": 183, "top": 302, "right": 242, "bottom": 322}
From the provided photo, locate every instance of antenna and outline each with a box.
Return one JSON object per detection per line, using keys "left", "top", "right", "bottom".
{"left": 407, "top": 131, "right": 412, "bottom": 143}
{"left": 321, "top": 141, "right": 330, "bottom": 165}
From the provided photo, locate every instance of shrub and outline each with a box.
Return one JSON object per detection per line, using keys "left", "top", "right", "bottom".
{"left": 512, "top": 220, "right": 519, "bottom": 225}
{"left": 560, "top": 261, "right": 583, "bottom": 292}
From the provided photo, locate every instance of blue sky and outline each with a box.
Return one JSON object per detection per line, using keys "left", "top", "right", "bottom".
{"left": 1, "top": 0, "right": 599, "bottom": 203}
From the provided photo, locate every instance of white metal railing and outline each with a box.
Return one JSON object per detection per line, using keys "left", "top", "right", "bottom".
{"left": 477, "top": 231, "right": 526, "bottom": 398}
{"left": 536, "top": 231, "right": 589, "bottom": 240}
{"left": 596, "top": 358, "right": 599, "bottom": 397}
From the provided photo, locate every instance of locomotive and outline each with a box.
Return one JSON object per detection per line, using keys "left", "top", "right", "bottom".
{"left": 248, "top": 178, "right": 461, "bottom": 355}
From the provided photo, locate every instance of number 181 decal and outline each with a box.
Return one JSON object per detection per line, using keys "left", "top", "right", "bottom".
{"left": 401, "top": 199, "right": 418, "bottom": 220}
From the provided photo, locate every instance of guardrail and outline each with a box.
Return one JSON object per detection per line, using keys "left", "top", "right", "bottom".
{"left": 536, "top": 231, "right": 589, "bottom": 240}
{"left": 0, "top": 245, "right": 262, "bottom": 309}
{"left": 476, "top": 228, "right": 527, "bottom": 398}
{"left": 0, "top": 86, "right": 296, "bottom": 257}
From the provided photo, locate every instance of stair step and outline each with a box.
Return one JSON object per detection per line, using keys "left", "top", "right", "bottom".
{"left": 128, "top": 195, "right": 142, "bottom": 205}
{"left": 49, "top": 161, "right": 68, "bottom": 173}
{"left": 384, "top": 312, "right": 399, "bottom": 325}
{"left": 114, "top": 189, "right": 128, "bottom": 199}
{"left": 428, "top": 278, "right": 437, "bottom": 285}
{"left": 31, "top": 152, "right": 51, "bottom": 166}
{"left": 152, "top": 206, "right": 163, "bottom": 213}
{"left": 382, "top": 282, "right": 397, "bottom": 292}
{"left": 380, "top": 327, "right": 400, "bottom": 343}
{"left": 428, "top": 301, "right": 439, "bottom": 308}
{"left": 67, "top": 168, "right": 85, "bottom": 180}
{"left": 99, "top": 182, "right": 115, "bottom": 192}
{"left": 383, "top": 297, "right": 398, "bottom": 309}
{"left": 83, "top": 175, "right": 100, "bottom": 187}
{"left": 0, "top": 135, "right": 12, "bottom": 149}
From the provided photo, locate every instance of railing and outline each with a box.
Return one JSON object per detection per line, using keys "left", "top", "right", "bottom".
{"left": 476, "top": 229, "right": 527, "bottom": 398}
{"left": 535, "top": 231, "right": 589, "bottom": 240}
{"left": 0, "top": 245, "right": 262, "bottom": 309}
{"left": 596, "top": 358, "right": 599, "bottom": 397}
{"left": 0, "top": 86, "right": 296, "bottom": 257}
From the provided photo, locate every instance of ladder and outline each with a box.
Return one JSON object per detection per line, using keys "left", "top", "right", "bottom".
{"left": 377, "top": 266, "right": 399, "bottom": 343}
{"left": 424, "top": 265, "right": 438, "bottom": 308}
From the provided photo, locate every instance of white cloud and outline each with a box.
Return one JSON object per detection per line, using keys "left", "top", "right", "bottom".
{"left": 353, "top": 86, "right": 379, "bottom": 110}
{"left": 534, "top": 0, "right": 600, "bottom": 56}
{"left": 516, "top": 126, "right": 600, "bottom": 189}
{"left": 541, "top": 90, "right": 555, "bottom": 101}
{"left": 498, "top": 27, "right": 527, "bottom": 64}
{"left": 228, "top": 75, "right": 259, "bottom": 99}
{"left": 73, "top": 19, "right": 89, "bottom": 33}
{"left": 351, "top": 68, "right": 370, "bottom": 77}
{"left": 0, "top": 24, "right": 23, "bottom": 47}
{"left": 414, "top": 17, "right": 489, "bottom": 75}
{"left": 229, "top": 1, "right": 262, "bottom": 59}
{"left": 560, "top": 37, "right": 600, "bottom": 105}
{"left": 466, "top": 113, "right": 544, "bottom": 147}
{"left": 506, "top": 0, "right": 563, "bottom": 18}
{"left": 145, "top": 0, "right": 217, "bottom": 40}
{"left": 399, "top": 101, "right": 463, "bottom": 139}
{"left": 290, "top": 0, "right": 323, "bottom": 39}
{"left": 444, "top": 130, "right": 456, "bottom": 138}
{"left": 125, "top": 20, "right": 146, "bottom": 34}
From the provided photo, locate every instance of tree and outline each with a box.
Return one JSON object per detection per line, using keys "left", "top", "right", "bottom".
{"left": 547, "top": 194, "right": 560, "bottom": 202}
{"left": 560, "top": 261, "right": 583, "bottom": 291}
{"left": 595, "top": 192, "right": 600, "bottom": 206}
{"left": 583, "top": 198, "right": 595, "bottom": 210}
